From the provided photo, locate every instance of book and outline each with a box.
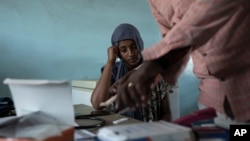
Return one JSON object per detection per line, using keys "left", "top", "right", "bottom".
{"left": 97, "top": 120, "right": 195, "bottom": 141}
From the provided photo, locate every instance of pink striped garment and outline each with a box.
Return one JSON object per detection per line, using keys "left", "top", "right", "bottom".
{"left": 143, "top": 0, "right": 250, "bottom": 122}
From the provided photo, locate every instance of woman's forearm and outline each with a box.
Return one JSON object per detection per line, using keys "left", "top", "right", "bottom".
{"left": 91, "top": 61, "right": 114, "bottom": 109}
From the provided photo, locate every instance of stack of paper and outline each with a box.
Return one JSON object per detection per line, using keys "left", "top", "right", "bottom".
{"left": 97, "top": 120, "right": 195, "bottom": 141}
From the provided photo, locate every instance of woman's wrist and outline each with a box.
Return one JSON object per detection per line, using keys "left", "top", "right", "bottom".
{"left": 106, "top": 60, "right": 115, "bottom": 66}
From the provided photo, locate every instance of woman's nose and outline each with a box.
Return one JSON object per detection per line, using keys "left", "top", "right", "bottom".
{"left": 127, "top": 49, "right": 134, "bottom": 56}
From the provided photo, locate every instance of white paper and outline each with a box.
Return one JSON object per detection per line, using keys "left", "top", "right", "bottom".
{"left": 97, "top": 120, "right": 194, "bottom": 141}
{"left": 0, "top": 111, "right": 66, "bottom": 140}
{"left": 3, "top": 78, "right": 75, "bottom": 126}
{"left": 74, "top": 129, "right": 96, "bottom": 141}
{"left": 74, "top": 122, "right": 96, "bottom": 141}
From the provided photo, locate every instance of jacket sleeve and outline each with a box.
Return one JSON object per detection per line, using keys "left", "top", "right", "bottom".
{"left": 143, "top": 0, "right": 239, "bottom": 83}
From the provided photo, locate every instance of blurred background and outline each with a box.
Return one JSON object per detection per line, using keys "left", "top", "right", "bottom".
{"left": 0, "top": 0, "right": 199, "bottom": 117}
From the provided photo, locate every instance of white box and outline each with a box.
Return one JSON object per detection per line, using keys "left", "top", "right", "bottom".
{"left": 97, "top": 120, "right": 195, "bottom": 141}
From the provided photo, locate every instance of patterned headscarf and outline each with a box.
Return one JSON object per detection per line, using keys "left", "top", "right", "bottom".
{"left": 111, "top": 23, "right": 144, "bottom": 81}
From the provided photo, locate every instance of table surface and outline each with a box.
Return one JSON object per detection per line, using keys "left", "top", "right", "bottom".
{"left": 74, "top": 104, "right": 142, "bottom": 133}
{"left": 74, "top": 104, "right": 229, "bottom": 141}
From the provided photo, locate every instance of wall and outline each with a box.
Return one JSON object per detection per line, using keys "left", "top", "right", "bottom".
{"left": 0, "top": 0, "right": 198, "bottom": 116}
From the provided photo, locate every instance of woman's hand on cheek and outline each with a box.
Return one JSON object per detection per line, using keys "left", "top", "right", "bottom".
{"left": 107, "top": 46, "right": 118, "bottom": 64}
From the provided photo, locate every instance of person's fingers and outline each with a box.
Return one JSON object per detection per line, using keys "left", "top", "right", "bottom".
{"left": 134, "top": 82, "right": 150, "bottom": 107}
{"left": 99, "top": 95, "right": 117, "bottom": 107}
{"left": 109, "top": 84, "right": 117, "bottom": 95}
{"left": 116, "top": 69, "right": 149, "bottom": 109}
{"left": 118, "top": 72, "right": 142, "bottom": 106}
{"left": 127, "top": 83, "right": 142, "bottom": 106}
{"left": 116, "top": 74, "right": 130, "bottom": 109}
{"left": 110, "top": 88, "right": 117, "bottom": 95}
{"left": 126, "top": 82, "right": 142, "bottom": 108}
{"left": 120, "top": 84, "right": 134, "bottom": 108}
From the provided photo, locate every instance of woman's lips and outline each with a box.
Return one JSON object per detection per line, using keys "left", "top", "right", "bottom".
{"left": 128, "top": 58, "right": 138, "bottom": 63}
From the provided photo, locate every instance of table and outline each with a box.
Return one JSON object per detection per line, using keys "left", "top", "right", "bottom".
{"left": 74, "top": 104, "right": 229, "bottom": 141}
{"left": 74, "top": 104, "right": 142, "bottom": 133}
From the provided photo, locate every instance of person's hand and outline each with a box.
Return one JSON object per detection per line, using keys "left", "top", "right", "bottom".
{"left": 116, "top": 61, "right": 163, "bottom": 110}
{"left": 109, "top": 80, "right": 119, "bottom": 96}
{"left": 107, "top": 46, "right": 118, "bottom": 64}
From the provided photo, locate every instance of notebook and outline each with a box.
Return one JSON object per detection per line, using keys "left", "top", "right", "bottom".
{"left": 3, "top": 78, "right": 75, "bottom": 126}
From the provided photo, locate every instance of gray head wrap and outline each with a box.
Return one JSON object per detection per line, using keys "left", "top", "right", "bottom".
{"left": 111, "top": 23, "right": 144, "bottom": 81}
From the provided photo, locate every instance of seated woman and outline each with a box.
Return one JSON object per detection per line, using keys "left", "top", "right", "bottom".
{"left": 91, "top": 23, "right": 174, "bottom": 122}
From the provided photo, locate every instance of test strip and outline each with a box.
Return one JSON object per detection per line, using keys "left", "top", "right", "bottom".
{"left": 113, "top": 118, "right": 129, "bottom": 124}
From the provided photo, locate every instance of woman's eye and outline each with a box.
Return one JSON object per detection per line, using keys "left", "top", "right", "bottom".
{"left": 131, "top": 46, "right": 137, "bottom": 50}
{"left": 120, "top": 49, "right": 126, "bottom": 52}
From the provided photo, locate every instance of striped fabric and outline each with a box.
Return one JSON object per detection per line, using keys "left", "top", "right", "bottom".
{"left": 143, "top": 0, "right": 250, "bottom": 121}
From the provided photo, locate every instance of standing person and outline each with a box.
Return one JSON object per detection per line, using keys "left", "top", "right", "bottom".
{"left": 116, "top": 0, "right": 250, "bottom": 126}
{"left": 91, "top": 23, "right": 174, "bottom": 122}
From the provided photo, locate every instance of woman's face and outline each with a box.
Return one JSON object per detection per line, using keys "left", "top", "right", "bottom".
{"left": 118, "top": 39, "right": 141, "bottom": 69}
